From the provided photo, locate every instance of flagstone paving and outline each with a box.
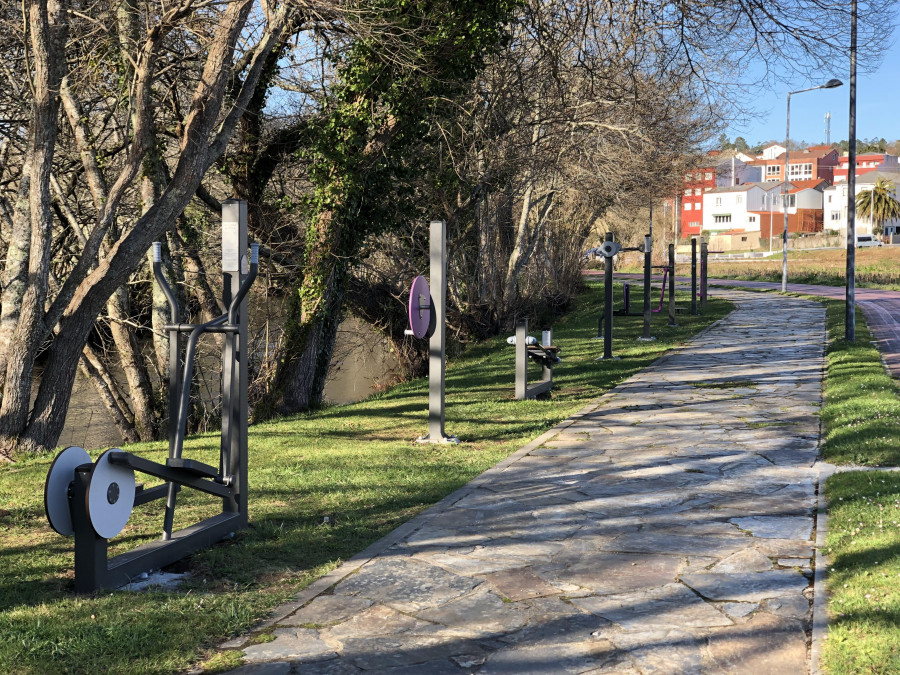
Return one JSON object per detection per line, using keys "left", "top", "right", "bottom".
{"left": 226, "top": 290, "right": 825, "bottom": 674}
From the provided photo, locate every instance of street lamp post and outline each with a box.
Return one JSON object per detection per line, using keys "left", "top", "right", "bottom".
{"left": 846, "top": 0, "right": 858, "bottom": 342}
{"left": 781, "top": 78, "right": 843, "bottom": 292}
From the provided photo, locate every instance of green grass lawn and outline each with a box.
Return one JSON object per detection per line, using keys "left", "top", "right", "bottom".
{"left": 822, "top": 472, "right": 900, "bottom": 674}
{"left": 820, "top": 300, "right": 900, "bottom": 466}
{"left": 0, "top": 282, "right": 732, "bottom": 675}
{"left": 816, "top": 299, "right": 900, "bottom": 673}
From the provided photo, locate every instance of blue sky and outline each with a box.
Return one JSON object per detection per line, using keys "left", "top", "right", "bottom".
{"left": 726, "top": 27, "right": 899, "bottom": 148}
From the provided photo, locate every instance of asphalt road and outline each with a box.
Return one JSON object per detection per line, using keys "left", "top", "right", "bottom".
{"left": 586, "top": 270, "right": 900, "bottom": 379}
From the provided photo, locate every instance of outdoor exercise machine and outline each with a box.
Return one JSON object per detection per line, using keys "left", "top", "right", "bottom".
{"left": 700, "top": 240, "right": 710, "bottom": 312}
{"left": 43, "top": 199, "right": 259, "bottom": 592}
{"left": 594, "top": 233, "right": 643, "bottom": 359}
{"left": 404, "top": 219, "right": 458, "bottom": 443}
{"left": 508, "top": 319, "right": 560, "bottom": 400}
{"left": 689, "top": 237, "right": 711, "bottom": 315}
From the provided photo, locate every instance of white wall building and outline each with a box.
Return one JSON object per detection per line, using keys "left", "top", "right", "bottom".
{"left": 760, "top": 144, "right": 787, "bottom": 160}
{"left": 701, "top": 183, "right": 779, "bottom": 233}
{"left": 824, "top": 171, "right": 900, "bottom": 237}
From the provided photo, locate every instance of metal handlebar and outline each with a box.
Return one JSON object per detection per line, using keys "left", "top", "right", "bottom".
{"left": 152, "top": 242, "right": 180, "bottom": 323}
{"left": 161, "top": 242, "right": 260, "bottom": 461}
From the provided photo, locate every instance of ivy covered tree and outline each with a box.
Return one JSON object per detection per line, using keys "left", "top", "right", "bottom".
{"left": 258, "top": 0, "right": 521, "bottom": 415}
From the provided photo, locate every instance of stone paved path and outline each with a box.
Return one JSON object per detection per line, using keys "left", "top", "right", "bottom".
{"left": 228, "top": 290, "right": 825, "bottom": 674}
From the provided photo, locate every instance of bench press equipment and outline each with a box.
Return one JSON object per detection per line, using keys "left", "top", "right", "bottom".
{"left": 511, "top": 319, "right": 560, "bottom": 399}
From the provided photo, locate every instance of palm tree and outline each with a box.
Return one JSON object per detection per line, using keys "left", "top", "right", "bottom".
{"left": 856, "top": 177, "right": 900, "bottom": 237}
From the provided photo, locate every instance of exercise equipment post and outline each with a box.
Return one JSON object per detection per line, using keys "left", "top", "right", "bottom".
{"left": 700, "top": 240, "right": 709, "bottom": 312}
{"left": 691, "top": 238, "right": 698, "bottom": 315}
{"left": 414, "top": 220, "right": 458, "bottom": 444}
{"left": 639, "top": 234, "right": 654, "bottom": 341}
{"left": 514, "top": 320, "right": 558, "bottom": 399}
{"left": 668, "top": 243, "right": 677, "bottom": 326}
{"left": 44, "top": 200, "right": 259, "bottom": 592}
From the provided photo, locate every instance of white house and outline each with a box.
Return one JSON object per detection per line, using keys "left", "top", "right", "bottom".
{"left": 760, "top": 144, "right": 787, "bottom": 160}
{"left": 824, "top": 171, "right": 900, "bottom": 237}
{"left": 702, "top": 182, "right": 782, "bottom": 233}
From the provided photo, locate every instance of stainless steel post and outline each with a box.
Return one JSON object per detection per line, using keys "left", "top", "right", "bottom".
{"left": 220, "top": 199, "right": 248, "bottom": 519}
{"left": 515, "top": 319, "right": 527, "bottom": 400}
{"left": 421, "top": 219, "right": 457, "bottom": 442}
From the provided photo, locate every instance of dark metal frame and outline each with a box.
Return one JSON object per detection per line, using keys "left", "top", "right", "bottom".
{"left": 68, "top": 199, "right": 258, "bottom": 592}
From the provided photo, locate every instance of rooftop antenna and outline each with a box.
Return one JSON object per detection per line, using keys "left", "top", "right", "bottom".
{"left": 825, "top": 112, "right": 832, "bottom": 145}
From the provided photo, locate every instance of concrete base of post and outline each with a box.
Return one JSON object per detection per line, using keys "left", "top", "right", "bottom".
{"left": 416, "top": 434, "right": 460, "bottom": 444}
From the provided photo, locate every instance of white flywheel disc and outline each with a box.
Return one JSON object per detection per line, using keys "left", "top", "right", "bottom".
{"left": 44, "top": 446, "right": 91, "bottom": 536}
{"left": 86, "top": 449, "right": 135, "bottom": 540}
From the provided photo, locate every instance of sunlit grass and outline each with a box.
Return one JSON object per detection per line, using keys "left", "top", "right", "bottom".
{"left": 821, "top": 300, "right": 900, "bottom": 466}
{"left": 0, "top": 283, "right": 732, "bottom": 674}
{"left": 824, "top": 472, "right": 900, "bottom": 674}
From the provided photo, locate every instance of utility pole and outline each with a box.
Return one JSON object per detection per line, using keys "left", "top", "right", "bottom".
{"left": 846, "top": 0, "right": 858, "bottom": 342}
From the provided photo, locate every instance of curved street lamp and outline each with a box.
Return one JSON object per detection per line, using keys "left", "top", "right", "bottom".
{"left": 781, "top": 78, "right": 843, "bottom": 292}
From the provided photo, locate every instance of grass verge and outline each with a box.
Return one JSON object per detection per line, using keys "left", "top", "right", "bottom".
{"left": 0, "top": 282, "right": 732, "bottom": 675}
{"left": 822, "top": 472, "right": 900, "bottom": 674}
{"left": 818, "top": 298, "right": 900, "bottom": 672}
{"left": 820, "top": 300, "right": 900, "bottom": 466}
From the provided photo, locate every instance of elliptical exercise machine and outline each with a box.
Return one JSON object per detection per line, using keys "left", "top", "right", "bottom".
{"left": 44, "top": 200, "right": 259, "bottom": 592}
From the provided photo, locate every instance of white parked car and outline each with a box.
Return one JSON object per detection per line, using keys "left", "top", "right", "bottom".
{"left": 856, "top": 235, "right": 883, "bottom": 247}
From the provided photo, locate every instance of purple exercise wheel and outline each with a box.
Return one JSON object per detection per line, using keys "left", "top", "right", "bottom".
{"left": 408, "top": 275, "right": 433, "bottom": 339}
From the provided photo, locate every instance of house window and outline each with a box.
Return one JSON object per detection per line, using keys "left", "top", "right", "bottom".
{"left": 714, "top": 215, "right": 732, "bottom": 224}
{"left": 715, "top": 197, "right": 722, "bottom": 207}
{"left": 694, "top": 188, "right": 702, "bottom": 196}
{"left": 684, "top": 203, "right": 692, "bottom": 210}
{"left": 704, "top": 172, "right": 713, "bottom": 181}
{"left": 695, "top": 202, "right": 702, "bottom": 210}
{"left": 831, "top": 211, "right": 841, "bottom": 221}
{"left": 782, "top": 194, "right": 796, "bottom": 208}
{"left": 766, "top": 165, "right": 780, "bottom": 176}
{"left": 788, "top": 163, "right": 812, "bottom": 178}
{"left": 685, "top": 174, "right": 692, "bottom": 181}
{"left": 736, "top": 195, "right": 743, "bottom": 204}
{"left": 741, "top": 237, "right": 748, "bottom": 242}
{"left": 704, "top": 187, "right": 712, "bottom": 192}
{"left": 684, "top": 188, "right": 692, "bottom": 196}
{"left": 749, "top": 215, "right": 756, "bottom": 223}
{"left": 827, "top": 195, "right": 832, "bottom": 203}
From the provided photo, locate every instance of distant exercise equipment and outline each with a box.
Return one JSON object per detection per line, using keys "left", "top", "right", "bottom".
{"left": 691, "top": 238, "right": 698, "bottom": 315}
{"left": 44, "top": 199, "right": 259, "bottom": 592}
{"left": 700, "top": 240, "right": 709, "bottom": 312}
{"left": 405, "top": 219, "right": 458, "bottom": 443}
{"left": 509, "top": 319, "right": 560, "bottom": 399}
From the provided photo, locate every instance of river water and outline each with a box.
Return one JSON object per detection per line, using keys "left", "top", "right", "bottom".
{"left": 53, "top": 316, "right": 397, "bottom": 451}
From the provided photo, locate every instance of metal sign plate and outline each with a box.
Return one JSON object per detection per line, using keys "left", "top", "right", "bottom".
{"left": 87, "top": 449, "right": 136, "bottom": 540}
{"left": 408, "top": 275, "right": 432, "bottom": 339}
{"left": 45, "top": 446, "right": 91, "bottom": 536}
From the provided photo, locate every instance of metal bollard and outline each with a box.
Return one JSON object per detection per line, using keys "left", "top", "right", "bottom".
{"left": 700, "top": 240, "right": 708, "bottom": 312}
{"left": 668, "top": 243, "right": 677, "bottom": 326}
{"left": 691, "top": 238, "right": 698, "bottom": 315}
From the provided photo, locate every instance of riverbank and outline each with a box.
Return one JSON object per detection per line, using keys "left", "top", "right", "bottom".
{"left": 0, "top": 282, "right": 733, "bottom": 675}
